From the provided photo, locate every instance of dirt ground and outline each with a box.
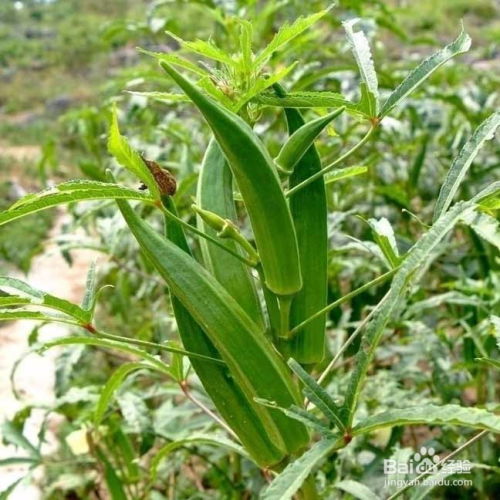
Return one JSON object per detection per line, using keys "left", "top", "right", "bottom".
{"left": 0, "top": 211, "right": 101, "bottom": 498}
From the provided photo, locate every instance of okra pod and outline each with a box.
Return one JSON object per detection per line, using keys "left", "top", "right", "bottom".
{"left": 274, "top": 84, "right": 329, "bottom": 365}
{"left": 196, "top": 139, "right": 264, "bottom": 326}
{"left": 117, "top": 198, "right": 309, "bottom": 464}
{"left": 160, "top": 62, "right": 302, "bottom": 297}
{"left": 161, "top": 195, "right": 282, "bottom": 465}
{"left": 275, "top": 107, "right": 345, "bottom": 173}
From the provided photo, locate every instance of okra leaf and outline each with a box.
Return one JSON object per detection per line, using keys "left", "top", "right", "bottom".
{"left": 0, "top": 181, "right": 154, "bottom": 227}
{"left": 353, "top": 404, "right": 500, "bottom": 435}
{"left": 254, "top": 9, "right": 329, "bottom": 68}
{"left": 335, "top": 480, "right": 381, "bottom": 500}
{"left": 39, "top": 337, "right": 172, "bottom": 377}
{"left": 343, "top": 181, "right": 500, "bottom": 424}
{"left": 94, "top": 362, "right": 152, "bottom": 427}
{"left": 460, "top": 207, "right": 500, "bottom": 250}
{"left": 261, "top": 437, "right": 340, "bottom": 500}
{"left": 434, "top": 112, "right": 500, "bottom": 220}
{"left": 275, "top": 107, "right": 344, "bottom": 172}
{"left": 149, "top": 434, "right": 248, "bottom": 482}
{"left": 166, "top": 31, "right": 235, "bottom": 67}
{"left": 253, "top": 90, "right": 360, "bottom": 115}
{"left": 324, "top": 166, "right": 367, "bottom": 185}
{"left": 380, "top": 28, "right": 471, "bottom": 118}
{"left": 138, "top": 48, "right": 208, "bottom": 77}
{"left": 0, "top": 309, "right": 79, "bottom": 326}
{"left": 108, "top": 106, "right": 160, "bottom": 199}
{"left": 343, "top": 19, "right": 379, "bottom": 116}
{"left": 366, "top": 217, "right": 401, "bottom": 268}
{"left": 0, "top": 420, "right": 40, "bottom": 459}
{"left": 255, "top": 398, "right": 332, "bottom": 435}
{"left": 127, "top": 91, "right": 191, "bottom": 103}
{"left": 288, "top": 359, "right": 345, "bottom": 431}
{"left": 0, "top": 277, "right": 90, "bottom": 323}
{"left": 95, "top": 447, "right": 128, "bottom": 500}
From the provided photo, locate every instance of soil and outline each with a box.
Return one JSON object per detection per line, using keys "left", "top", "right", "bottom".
{"left": 0, "top": 213, "right": 101, "bottom": 498}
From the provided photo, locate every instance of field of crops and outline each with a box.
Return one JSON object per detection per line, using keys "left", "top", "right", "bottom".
{"left": 0, "top": 1, "right": 499, "bottom": 499}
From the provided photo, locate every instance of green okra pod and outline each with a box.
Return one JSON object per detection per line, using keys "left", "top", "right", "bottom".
{"left": 275, "top": 107, "right": 345, "bottom": 173}
{"left": 117, "top": 198, "right": 309, "bottom": 464}
{"left": 274, "top": 83, "right": 329, "bottom": 365}
{"left": 160, "top": 62, "right": 302, "bottom": 297}
{"left": 161, "top": 195, "right": 283, "bottom": 466}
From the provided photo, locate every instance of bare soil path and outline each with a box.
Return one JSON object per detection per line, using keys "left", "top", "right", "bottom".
{"left": 0, "top": 212, "right": 101, "bottom": 498}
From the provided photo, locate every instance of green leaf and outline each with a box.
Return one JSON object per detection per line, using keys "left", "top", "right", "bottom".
{"left": 366, "top": 218, "right": 401, "bottom": 268}
{"left": 252, "top": 91, "right": 360, "bottom": 115}
{"left": 380, "top": 28, "right": 471, "bottom": 117}
{"left": 0, "top": 479, "right": 23, "bottom": 500}
{"left": 261, "top": 438, "right": 339, "bottom": 500}
{"left": 324, "top": 166, "right": 368, "bottom": 185}
{"left": 354, "top": 404, "right": 500, "bottom": 434}
{"left": 254, "top": 9, "right": 329, "bottom": 68}
{"left": 0, "top": 277, "right": 89, "bottom": 323}
{"left": 94, "top": 362, "right": 151, "bottom": 427}
{"left": 475, "top": 357, "right": 500, "bottom": 369}
{"left": 434, "top": 112, "right": 500, "bottom": 220}
{"left": 138, "top": 48, "right": 208, "bottom": 77}
{"left": 343, "top": 181, "right": 500, "bottom": 425}
{"left": 166, "top": 31, "right": 235, "bottom": 66}
{"left": 40, "top": 337, "right": 172, "bottom": 377}
{"left": 335, "top": 480, "right": 381, "bottom": 500}
{"left": 108, "top": 106, "right": 160, "bottom": 199}
{"left": 461, "top": 208, "right": 500, "bottom": 250}
{"left": 127, "top": 91, "right": 191, "bottom": 104}
{"left": 343, "top": 19, "right": 379, "bottom": 116}
{"left": 149, "top": 433, "right": 247, "bottom": 483}
{"left": 95, "top": 447, "right": 127, "bottom": 500}
{"left": 275, "top": 107, "right": 345, "bottom": 173}
{"left": 0, "top": 421, "right": 40, "bottom": 459}
{"left": 0, "top": 181, "right": 154, "bottom": 227}
{"left": 117, "top": 392, "right": 152, "bottom": 435}
{"left": 0, "top": 309, "right": 79, "bottom": 326}
{"left": 288, "top": 359, "right": 345, "bottom": 431}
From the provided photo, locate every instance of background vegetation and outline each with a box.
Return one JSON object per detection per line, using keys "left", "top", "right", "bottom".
{"left": 0, "top": 0, "right": 498, "bottom": 498}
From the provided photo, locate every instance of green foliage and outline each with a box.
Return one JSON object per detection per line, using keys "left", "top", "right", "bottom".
{"left": 1, "top": 1, "right": 499, "bottom": 498}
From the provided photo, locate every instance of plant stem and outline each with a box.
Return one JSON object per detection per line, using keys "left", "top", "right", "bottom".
{"left": 316, "top": 291, "right": 389, "bottom": 386}
{"left": 256, "top": 264, "right": 281, "bottom": 341}
{"left": 278, "top": 295, "right": 293, "bottom": 339}
{"left": 92, "top": 329, "right": 225, "bottom": 365}
{"left": 180, "top": 380, "right": 240, "bottom": 440}
{"left": 290, "top": 269, "right": 396, "bottom": 337}
{"left": 286, "top": 124, "right": 376, "bottom": 197}
{"left": 387, "top": 430, "right": 488, "bottom": 500}
{"left": 160, "top": 204, "right": 256, "bottom": 267}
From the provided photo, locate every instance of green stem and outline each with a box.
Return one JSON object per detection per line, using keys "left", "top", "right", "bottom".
{"left": 286, "top": 125, "right": 376, "bottom": 198}
{"left": 92, "top": 330, "right": 225, "bottom": 365}
{"left": 290, "top": 268, "right": 396, "bottom": 337}
{"left": 160, "top": 202, "right": 256, "bottom": 267}
{"left": 257, "top": 264, "right": 280, "bottom": 341}
{"left": 278, "top": 296, "right": 293, "bottom": 339}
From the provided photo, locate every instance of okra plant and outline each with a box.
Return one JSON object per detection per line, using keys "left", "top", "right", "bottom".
{"left": 1, "top": 11, "right": 499, "bottom": 499}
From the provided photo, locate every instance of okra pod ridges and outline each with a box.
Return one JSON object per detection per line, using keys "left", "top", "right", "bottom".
{"left": 160, "top": 61, "right": 303, "bottom": 297}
